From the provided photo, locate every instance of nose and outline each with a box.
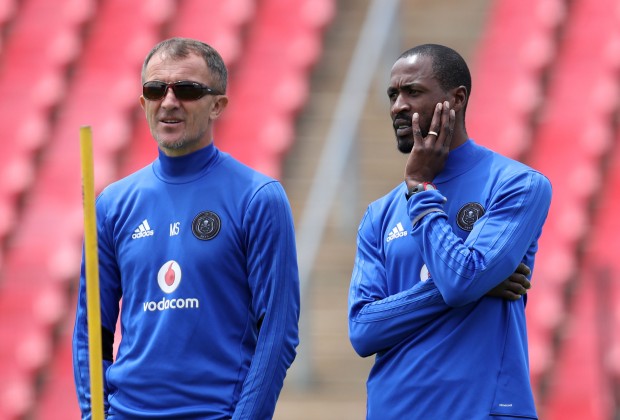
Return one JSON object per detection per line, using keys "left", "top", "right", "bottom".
{"left": 391, "top": 93, "right": 409, "bottom": 116}
{"left": 160, "top": 86, "right": 181, "bottom": 108}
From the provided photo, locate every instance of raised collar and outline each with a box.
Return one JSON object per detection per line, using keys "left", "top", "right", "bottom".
{"left": 153, "top": 143, "right": 219, "bottom": 183}
{"left": 433, "top": 139, "right": 489, "bottom": 183}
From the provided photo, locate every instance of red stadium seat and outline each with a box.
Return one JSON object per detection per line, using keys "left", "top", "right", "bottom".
{"left": 522, "top": 0, "right": 620, "bottom": 414}
{"left": 0, "top": 1, "right": 172, "bottom": 417}
{"left": 215, "top": 0, "right": 334, "bottom": 177}
{"left": 166, "top": 0, "right": 255, "bottom": 66}
{"left": 468, "top": 0, "right": 564, "bottom": 159}
{"left": 0, "top": 0, "right": 90, "bottom": 251}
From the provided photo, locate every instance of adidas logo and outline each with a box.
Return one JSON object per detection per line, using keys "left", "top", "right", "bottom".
{"left": 386, "top": 222, "right": 407, "bottom": 242}
{"left": 132, "top": 219, "right": 154, "bottom": 239}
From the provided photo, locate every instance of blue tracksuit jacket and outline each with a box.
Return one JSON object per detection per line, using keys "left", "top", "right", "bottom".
{"left": 73, "top": 144, "right": 300, "bottom": 419}
{"left": 349, "top": 139, "right": 552, "bottom": 419}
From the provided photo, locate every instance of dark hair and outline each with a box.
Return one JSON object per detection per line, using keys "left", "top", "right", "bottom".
{"left": 141, "top": 37, "right": 228, "bottom": 93}
{"left": 398, "top": 44, "right": 471, "bottom": 110}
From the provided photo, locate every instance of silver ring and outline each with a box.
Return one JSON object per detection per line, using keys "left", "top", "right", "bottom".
{"left": 428, "top": 131, "right": 438, "bottom": 137}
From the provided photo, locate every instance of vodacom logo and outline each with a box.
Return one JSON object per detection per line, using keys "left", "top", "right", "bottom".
{"left": 144, "top": 260, "right": 199, "bottom": 312}
{"left": 157, "top": 260, "right": 182, "bottom": 293}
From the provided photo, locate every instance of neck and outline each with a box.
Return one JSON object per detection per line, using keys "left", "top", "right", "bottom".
{"left": 450, "top": 130, "right": 469, "bottom": 150}
{"left": 449, "top": 123, "right": 468, "bottom": 150}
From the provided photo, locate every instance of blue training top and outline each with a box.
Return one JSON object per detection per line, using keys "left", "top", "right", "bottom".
{"left": 73, "top": 144, "right": 300, "bottom": 419}
{"left": 349, "top": 139, "right": 552, "bottom": 419}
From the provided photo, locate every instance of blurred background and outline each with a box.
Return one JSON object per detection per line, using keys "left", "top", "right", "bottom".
{"left": 0, "top": 0, "right": 618, "bottom": 418}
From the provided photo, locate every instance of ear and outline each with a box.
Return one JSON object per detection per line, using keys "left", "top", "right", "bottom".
{"left": 139, "top": 95, "right": 146, "bottom": 110}
{"left": 210, "top": 95, "right": 229, "bottom": 120}
{"left": 451, "top": 86, "right": 468, "bottom": 113}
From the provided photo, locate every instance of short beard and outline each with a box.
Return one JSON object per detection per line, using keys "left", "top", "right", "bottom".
{"left": 157, "top": 135, "right": 200, "bottom": 153}
{"left": 396, "top": 136, "right": 413, "bottom": 154}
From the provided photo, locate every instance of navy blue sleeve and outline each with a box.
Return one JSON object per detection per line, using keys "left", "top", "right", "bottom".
{"left": 348, "top": 207, "right": 451, "bottom": 357}
{"left": 409, "top": 171, "right": 552, "bottom": 307}
{"left": 232, "top": 181, "right": 300, "bottom": 419}
{"left": 72, "top": 192, "right": 122, "bottom": 419}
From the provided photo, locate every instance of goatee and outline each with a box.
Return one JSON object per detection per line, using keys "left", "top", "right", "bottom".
{"left": 397, "top": 137, "right": 413, "bottom": 154}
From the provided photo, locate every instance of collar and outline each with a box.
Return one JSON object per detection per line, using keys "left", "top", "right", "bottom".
{"left": 433, "top": 139, "right": 488, "bottom": 183}
{"left": 153, "top": 143, "right": 219, "bottom": 183}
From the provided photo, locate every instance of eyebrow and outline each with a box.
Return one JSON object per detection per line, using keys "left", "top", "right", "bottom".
{"left": 387, "top": 82, "right": 422, "bottom": 95}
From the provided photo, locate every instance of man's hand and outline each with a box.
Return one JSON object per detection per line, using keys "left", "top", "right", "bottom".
{"left": 404, "top": 101, "right": 455, "bottom": 188}
{"left": 486, "top": 263, "right": 532, "bottom": 300}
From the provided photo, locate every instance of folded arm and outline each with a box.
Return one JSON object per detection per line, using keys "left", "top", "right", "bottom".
{"left": 409, "top": 171, "right": 552, "bottom": 307}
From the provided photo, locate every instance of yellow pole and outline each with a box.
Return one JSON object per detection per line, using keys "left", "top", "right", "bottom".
{"left": 79, "top": 126, "right": 105, "bottom": 420}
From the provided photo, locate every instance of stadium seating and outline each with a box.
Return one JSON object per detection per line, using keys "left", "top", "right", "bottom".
{"left": 164, "top": 0, "right": 254, "bottom": 66}
{"left": 0, "top": 0, "right": 91, "bottom": 248}
{"left": 0, "top": 0, "right": 17, "bottom": 56}
{"left": 0, "top": 0, "right": 169, "bottom": 417}
{"left": 0, "top": 0, "right": 94, "bottom": 417}
{"left": 467, "top": 0, "right": 565, "bottom": 159}
{"left": 465, "top": 0, "right": 569, "bottom": 400}
{"left": 466, "top": 0, "right": 620, "bottom": 414}
{"left": 523, "top": 0, "right": 619, "bottom": 412}
{"left": 215, "top": 0, "right": 335, "bottom": 178}
{"left": 540, "top": 97, "right": 620, "bottom": 420}
{"left": 1, "top": 0, "right": 617, "bottom": 418}
{"left": 118, "top": 0, "right": 257, "bottom": 178}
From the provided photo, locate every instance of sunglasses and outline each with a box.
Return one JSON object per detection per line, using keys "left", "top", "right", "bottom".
{"left": 142, "top": 80, "right": 221, "bottom": 101}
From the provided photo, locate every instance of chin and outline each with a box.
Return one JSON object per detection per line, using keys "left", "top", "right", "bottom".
{"left": 158, "top": 140, "right": 185, "bottom": 151}
{"left": 396, "top": 136, "right": 413, "bottom": 154}
{"left": 156, "top": 133, "right": 189, "bottom": 150}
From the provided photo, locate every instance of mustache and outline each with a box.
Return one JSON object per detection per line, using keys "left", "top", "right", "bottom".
{"left": 392, "top": 113, "right": 412, "bottom": 129}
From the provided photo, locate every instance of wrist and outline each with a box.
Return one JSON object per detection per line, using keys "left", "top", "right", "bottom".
{"left": 405, "top": 174, "right": 435, "bottom": 189}
{"left": 405, "top": 182, "right": 437, "bottom": 200}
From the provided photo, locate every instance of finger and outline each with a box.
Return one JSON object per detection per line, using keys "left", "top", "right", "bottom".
{"left": 504, "top": 292, "right": 523, "bottom": 301}
{"left": 507, "top": 272, "right": 532, "bottom": 290}
{"left": 496, "top": 282, "right": 523, "bottom": 300}
{"left": 427, "top": 102, "right": 443, "bottom": 139}
{"left": 446, "top": 108, "right": 455, "bottom": 149}
{"left": 516, "top": 262, "right": 532, "bottom": 277}
{"left": 502, "top": 281, "right": 527, "bottom": 297}
{"left": 411, "top": 112, "right": 424, "bottom": 146}
{"left": 513, "top": 264, "right": 532, "bottom": 289}
{"left": 518, "top": 263, "right": 532, "bottom": 276}
{"left": 437, "top": 101, "right": 454, "bottom": 151}
{"left": 511, "top": 281, "right": 529, "bottom": 295}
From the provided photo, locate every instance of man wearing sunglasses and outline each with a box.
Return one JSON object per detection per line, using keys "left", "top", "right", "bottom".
{"left": 73, "top": 37, "right": 300, "bottom": 419}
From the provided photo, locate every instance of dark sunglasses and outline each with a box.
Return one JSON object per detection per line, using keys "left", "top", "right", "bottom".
{"left": 142, "top": 80, "right": 221, "bottom": 101}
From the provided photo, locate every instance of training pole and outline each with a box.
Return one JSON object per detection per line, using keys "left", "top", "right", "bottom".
{"left": 79, "top": 126, "right": 105, "bottom": 420}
